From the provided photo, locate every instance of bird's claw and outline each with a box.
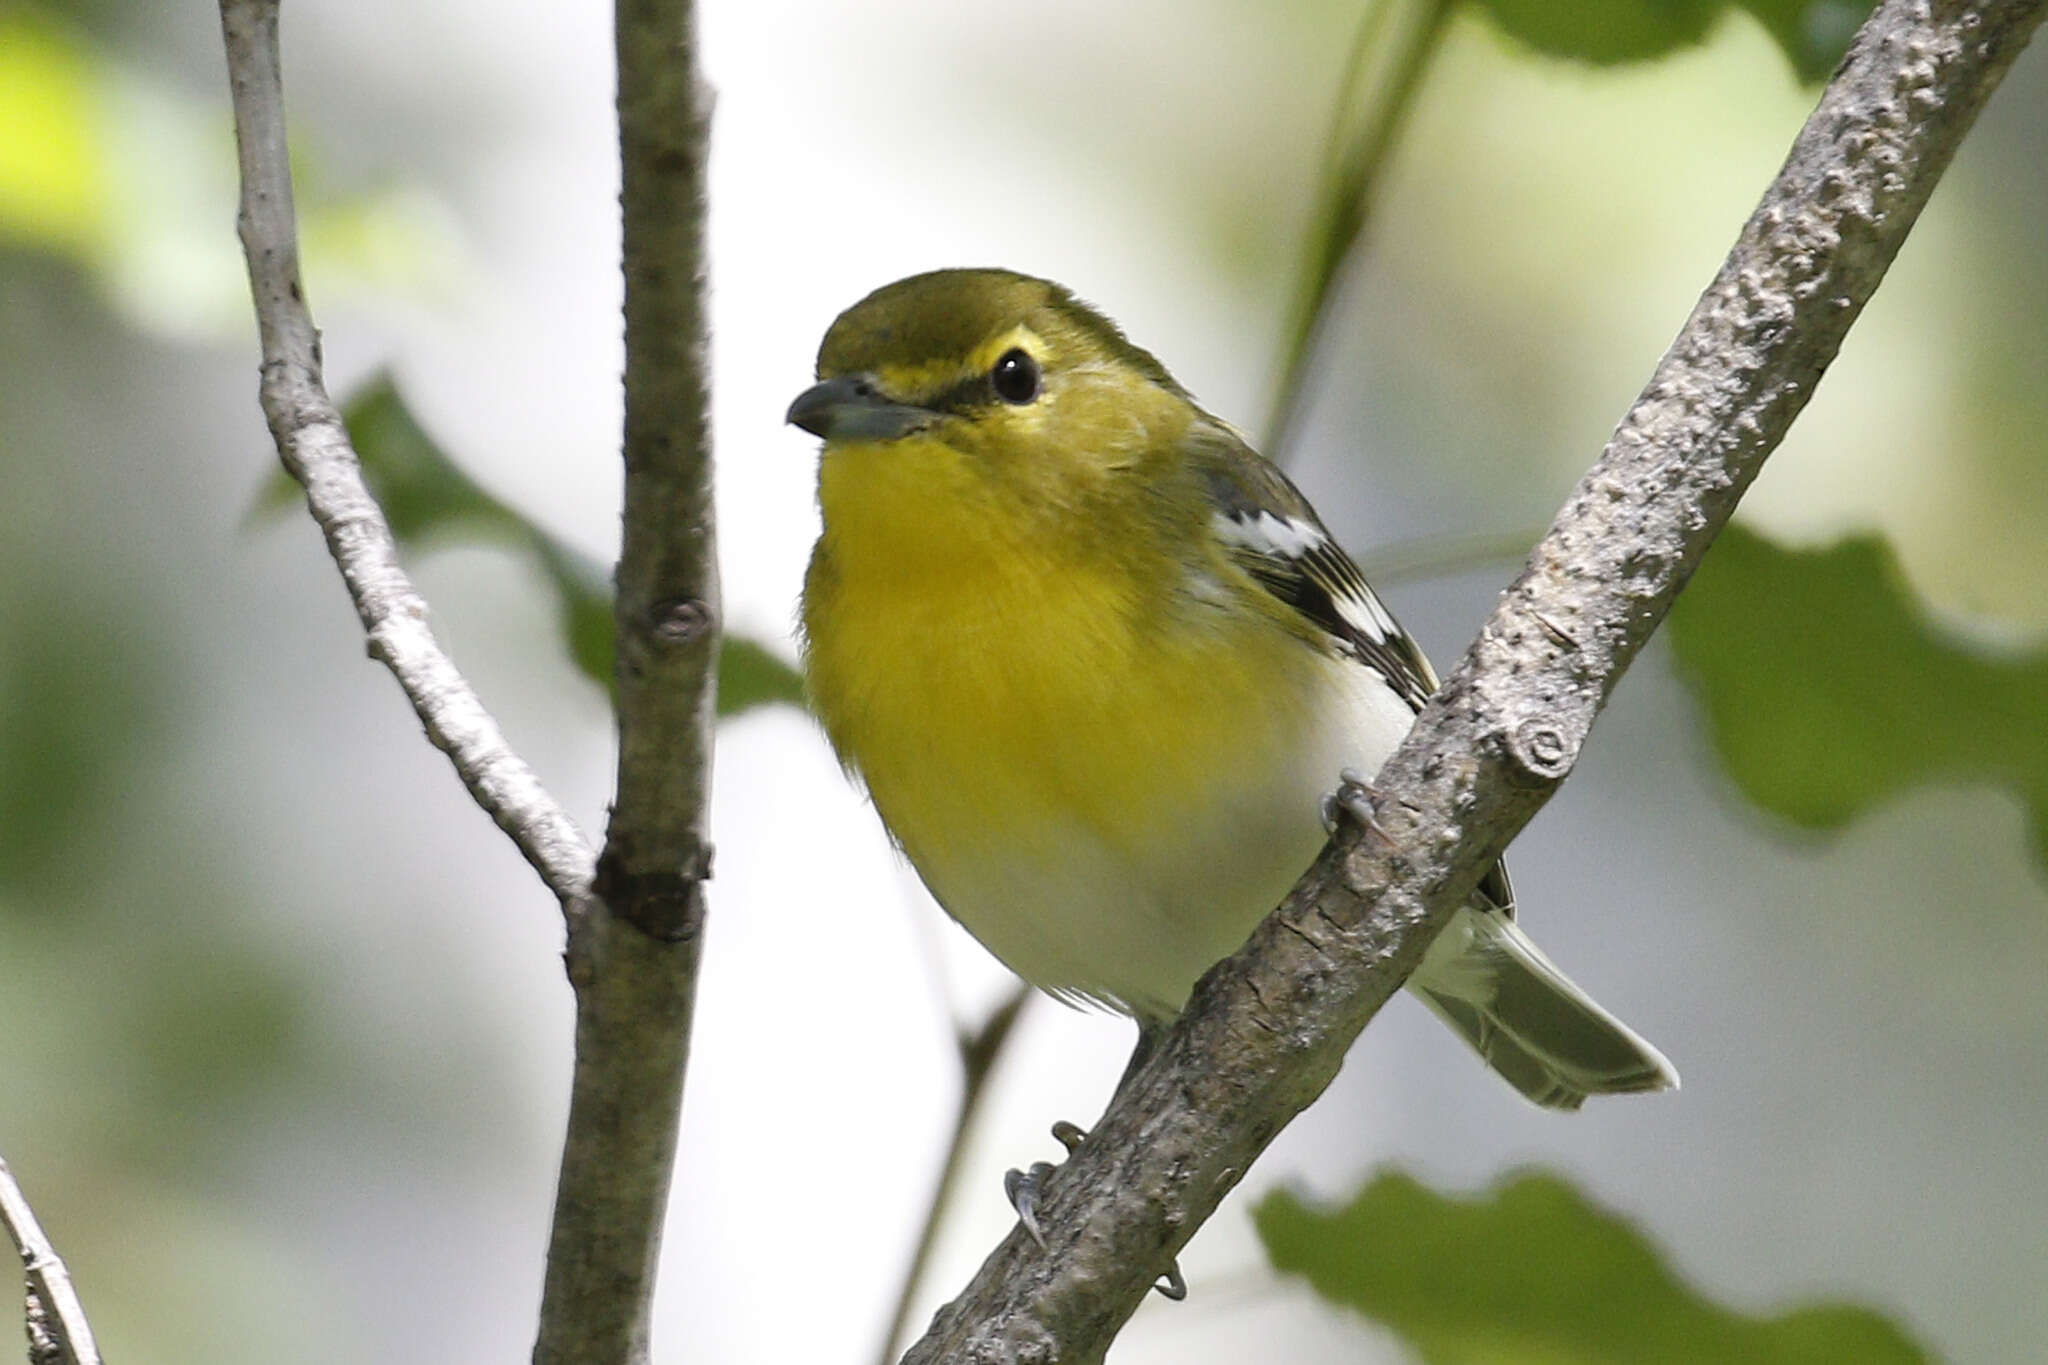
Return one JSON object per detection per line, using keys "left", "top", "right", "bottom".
{"left": 1006, "top": 1121, "right": 1186, "bottom": 1299}
{"left": 1322, "top": 766, "right": 1392, "bottom": 843}
{"left": 1004, "top": 1120, "right": 1090, "bottom": 1250}
{"left": 1004, "top": 1160, "right": 1058, "bottom": 1251}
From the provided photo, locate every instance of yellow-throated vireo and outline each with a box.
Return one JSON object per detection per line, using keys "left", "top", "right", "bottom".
{"left": 789, "top": 268, "right": 1676, "bottom": 1111}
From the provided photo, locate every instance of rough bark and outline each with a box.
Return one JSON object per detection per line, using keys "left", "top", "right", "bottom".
{"left": 531, "top": 0, "right": 721, "bottom": 1360}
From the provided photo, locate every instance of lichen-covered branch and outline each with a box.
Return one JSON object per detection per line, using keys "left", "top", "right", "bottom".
{"left": 900, "top": 2, "right": 2046, "bottom": 1360}
{"left": 218, "top": 0, "right": 596, "bottom": 906}
{"left": 530, "top": 0, "right": 720, "bottom": 1358}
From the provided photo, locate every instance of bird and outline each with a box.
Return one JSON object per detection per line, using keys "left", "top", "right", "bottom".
{"left": 788, "top": 267, "right": 1676, "bottom": 1118}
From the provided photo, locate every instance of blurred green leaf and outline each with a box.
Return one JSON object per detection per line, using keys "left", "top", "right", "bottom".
{"left": 1472, "top": 0, "right": 1717, "bottom": 66}
{"left": 1471, "top": 0, "right": 1872, "bottom": 78}
{"left": 0, "top": 8, "right": 453, "bottom": 336}
{"left": 1256, "top": 1170, "right": 1925, "bottom": 1364}
{"left": 0, "top": 588, "right": 165, "bottom": 898}
{"left": 115, "top": 940, "right": 312, "bottom": 1170}
{"left": 1670, "top": 525, "right": 2048, "bottom": 869}
{"left": 530, "top": 536, "right": 623, "bottom": 691}
{"left": 0, "top": 11, "right": 106, "bottom": 256}
{"left": 338, "top": 377, "right": 531, "bottom": 547}
{"left": 720, "top": 635, "right": 810, "bottom": 715}
{"left": 256, "top": 373, "right": 804, "bottom": 716}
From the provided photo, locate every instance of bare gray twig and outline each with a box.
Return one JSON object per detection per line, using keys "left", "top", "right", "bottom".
{"left": 900, "top": 1, "right": 2046, "bottom": 1360}
{"left": 0, "top": 1156, "right": 101, "bottom": 1365}
{"left": 217, "top": 0, "right": 596, "bottom": 907}
{"left": 220, "top": 3, "right": 718, "bottom": 1359}
{"left": 530, "top": 0, "right": 721, "bottom": 1359}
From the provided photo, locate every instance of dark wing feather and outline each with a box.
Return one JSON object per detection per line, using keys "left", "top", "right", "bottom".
{"left": 1186, "top": 422, "right": 1438, "bottom": 712}
{"left": 1184, "top": 421, "right": 1517, "bottom": 915}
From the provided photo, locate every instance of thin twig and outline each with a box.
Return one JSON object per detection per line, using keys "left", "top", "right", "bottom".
{"left": 1355, "top": 525, "right": 1546, "bottom": 586}
{"left": 219, "top": 2, "right": 715, "bottom": 1359}
{"left": 217, "top": 0, "right": 596, "bottom": 907}
{"left": 1265, "top": 0, "right": 1455, "bottom": 460}
{"left": 902, "top": 1, "right": 2046, "bottom": 1359}
{"left": 0, "top": 1157, "right": 102, "bottom": 1365}
{"left": 874, "top": 986, "right": 1033, "bottom": 1365}
{"left": 531, "top": 0, "right": 721, "bottom": 1359}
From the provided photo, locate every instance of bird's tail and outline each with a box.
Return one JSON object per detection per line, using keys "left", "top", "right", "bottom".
{"left": 1409, "top": 903, "right": 1678, "bottom": 1111}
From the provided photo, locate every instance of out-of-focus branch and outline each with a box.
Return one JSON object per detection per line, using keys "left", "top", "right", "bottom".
{"left": 1265, "top": 0, "right": 1453, "bottom": 460}
{"left": 531, "top": 0, "right": 720, "bottom": 1359}
{"left": 1354, "top": 525, "right": 1545, "bottom": 587}
{"left": 0, "top": 1157, "right": 100, "bottom": 1365}
{"left": 874, "top": 985, "right": 1033, "bottom": 1365}
{"left": 901, "top": 2, "right": 2046, "bottom": 1360}
{"left": 218, "top": 0, "right": 596, "bottom": 907}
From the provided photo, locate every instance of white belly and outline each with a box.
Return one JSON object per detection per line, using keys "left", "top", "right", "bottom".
{"left": 913, "top": 652, "right": 1419, "bottom": 1020}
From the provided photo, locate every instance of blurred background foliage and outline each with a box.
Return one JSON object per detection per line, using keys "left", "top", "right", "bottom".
{"left": 1671, "top": 527, "right": 2048, "bottom": 869}
{"left": 1, "top": 0, "right": 2043, "bottom": 1362}
{"left": 1257, "top": 1172, "right": 1927, "bottom": 1363}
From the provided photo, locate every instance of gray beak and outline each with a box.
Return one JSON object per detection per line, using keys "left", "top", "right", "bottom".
{"left": 785, "top": 374, "right": 934, "bottom": 442}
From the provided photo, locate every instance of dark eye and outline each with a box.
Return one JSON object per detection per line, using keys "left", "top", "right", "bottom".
{"left": 991, "top": 348, "right": 1040, "bottom": 404}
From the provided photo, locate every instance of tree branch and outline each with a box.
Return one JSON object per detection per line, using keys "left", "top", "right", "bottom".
{"left": 900, "top": 1, "right": 2045, "bottom": 1360}
{"left": 531, "top": 0, "right": 720, "bottom": 1359}
{"left": 218, "top": 0, "right": 596, "bottom": 907}
{"left": 0, "top": 1156, "right": 101, "bottom": 1365}
{"left": 220, "top": 2, "right": 718, "bottom": 1357}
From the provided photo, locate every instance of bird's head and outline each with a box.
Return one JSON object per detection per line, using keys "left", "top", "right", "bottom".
{"left": 787, "top": 270, "right": 1202, "bottom": 525}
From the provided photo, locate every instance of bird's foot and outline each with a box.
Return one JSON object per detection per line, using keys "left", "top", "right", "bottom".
{"left": 1005, "top": 1120, "right": 1185, "bottom": 1299}
{"left": 1321, "top": 766, "right": 1393, "bottom": 843}
{"left": 1004, "top": 1120, "right": 1086, "bottom": 1250}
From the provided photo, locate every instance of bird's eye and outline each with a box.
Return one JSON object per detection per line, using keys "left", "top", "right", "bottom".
{"left": 991, "top": 348, "right": 1040, "bottom": 404}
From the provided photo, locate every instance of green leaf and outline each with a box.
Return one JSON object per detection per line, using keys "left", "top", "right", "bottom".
{"left": 1472, "top": 0, "right": 1718, "bottom": 66}
{"left": 1470, "top": 0, "right": 1873, "bottom": 79}
{"left": 255, "top": 373, "right": 804, "bottom": 716}
{"left": 719, "top": 635, "right": 810, "bottom": 716}
{"left": 529, "top": 536, "right": 622, "bottom": 692}
{"left": 1669, "top": 525, "right": 2048, "bottom": 868}
{"left": 1256, "top": 1170, "right": 1925, "bottom": 1364}
{"left": 340, "top": 376, "right": 531, "bottom": 548}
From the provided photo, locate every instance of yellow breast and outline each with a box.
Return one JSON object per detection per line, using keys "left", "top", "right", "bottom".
{"left": 800, "top": 434, "right": 1333, "bottom": 1013}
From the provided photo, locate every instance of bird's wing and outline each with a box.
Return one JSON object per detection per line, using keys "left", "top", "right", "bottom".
{"left": 1186, "top": 422, "right": 1517, "bottom": 915}
{"left": 1187, "top": 423, "right": 1439, "bottom": 713}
